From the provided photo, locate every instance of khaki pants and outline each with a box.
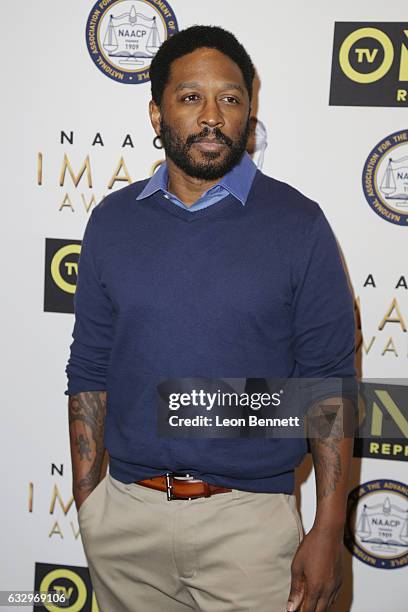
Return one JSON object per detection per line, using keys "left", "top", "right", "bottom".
{"left": 78, "top": 474, "right": 303, "bottom": 612}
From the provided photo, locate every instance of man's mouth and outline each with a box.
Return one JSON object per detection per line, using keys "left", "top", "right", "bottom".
{"left": 191, "top": 138, "right": 227, "bottom": 151}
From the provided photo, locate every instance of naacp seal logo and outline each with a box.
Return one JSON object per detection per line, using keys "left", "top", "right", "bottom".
{"left": 86, "top": 0, "right": 178, "bottom": 84}
{"left": 362, "top": 129, "right": 408, "bottom": 226}
{"left": 345, "top": 479, "right": 408, "bottom": 569}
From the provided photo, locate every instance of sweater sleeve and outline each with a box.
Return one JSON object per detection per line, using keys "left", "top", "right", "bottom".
{"left": 64, "top": 208, "right": 115, "bottom": 396}
{"left": 291, "top": 209, "right": 356, "bottom": 403}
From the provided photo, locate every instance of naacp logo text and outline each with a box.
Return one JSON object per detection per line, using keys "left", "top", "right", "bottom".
{"left": 345, "top": 479, "right": 408, "bottom": 569}
{"left": 44, "top": 239, "right": 81, "bottom": 314}
{"left": 330, "top": 23, "right": 408, "bottom": 107}
{"left": 86, "top": 0, "right": 178, "bottom": 84}
{"left": 362, "top": 129, "right": 408, "bottom": 226}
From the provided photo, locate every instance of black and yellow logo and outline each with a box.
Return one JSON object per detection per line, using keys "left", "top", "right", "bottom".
{"left": 44, "top": 239, "right": 81, "bottom": 314}
{"left": 355, "top": 382, "right": 408, "bottom": 461}
{"left": 34, "top": 562, "right": 98, "bottom": 611}
{"left": 330, "top": 22, "right": 408, "bottom": 107}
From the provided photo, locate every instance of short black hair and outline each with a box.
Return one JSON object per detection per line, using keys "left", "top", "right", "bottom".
{"left": 149, "top": 25, "right": 255, "bottom": 105}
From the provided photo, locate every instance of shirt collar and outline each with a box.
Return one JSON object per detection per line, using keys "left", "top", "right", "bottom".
{"left": 136, "top": 152, "right": 257, "bottom": 206}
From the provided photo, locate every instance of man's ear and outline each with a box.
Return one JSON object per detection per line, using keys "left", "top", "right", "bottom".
{"left": 149, "top": 99, "right": 161, "bottom": 137}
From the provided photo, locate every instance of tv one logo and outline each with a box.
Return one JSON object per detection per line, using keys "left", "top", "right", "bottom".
{"left": 44, "top": 239, "right": 81, "bottom": 314}
{"left": 330, "top": 23, "right": 408, "bottom": 107}
{"left": 34, "top": 562, "right": 98, "bottom": 611}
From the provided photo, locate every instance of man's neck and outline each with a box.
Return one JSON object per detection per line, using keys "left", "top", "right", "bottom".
{"left": 166, "top": 158, "right": 222, "bottom": 206}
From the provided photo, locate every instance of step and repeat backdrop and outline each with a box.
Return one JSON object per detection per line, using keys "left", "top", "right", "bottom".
{"left": 2, "top": 1, "right": 408, "bottom": 610}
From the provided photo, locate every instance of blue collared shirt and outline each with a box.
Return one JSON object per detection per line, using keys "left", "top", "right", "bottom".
{"left": 136, "top": 152, "right": 258, "bottom": 211}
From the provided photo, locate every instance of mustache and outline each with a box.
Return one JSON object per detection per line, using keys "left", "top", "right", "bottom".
{"left": 185, "top": 127, "right": 233, "bottom": 148}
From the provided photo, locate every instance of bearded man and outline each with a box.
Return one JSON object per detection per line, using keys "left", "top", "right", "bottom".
{"left": 66, "top": 25, "right": 356, "bottom": 612}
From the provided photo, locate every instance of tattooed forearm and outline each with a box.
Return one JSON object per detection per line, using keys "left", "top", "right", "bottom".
{"left": 307, "top": 401, "right": 344, "bottom": 498}
{"left": 68, "top": 391, "right": 107, "bottom": 496}
{"left": 307, "top": 397, "right": 355, "bottom": 529}
{"left": 309, "top": 436, "right": 342, "bottom": 499}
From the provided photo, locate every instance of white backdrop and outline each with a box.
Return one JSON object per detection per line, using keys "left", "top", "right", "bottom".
{"left": 2, "top": 1, "right": 407, "bottom": 610}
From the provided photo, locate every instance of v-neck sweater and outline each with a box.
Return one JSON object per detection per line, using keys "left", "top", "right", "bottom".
{"left": 65, "top": 170, "right": 355, "bottom": 493}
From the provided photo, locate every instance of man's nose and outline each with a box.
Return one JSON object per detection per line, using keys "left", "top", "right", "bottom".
{"left": 198, "top": 99, "right": 225, "bottom": 129}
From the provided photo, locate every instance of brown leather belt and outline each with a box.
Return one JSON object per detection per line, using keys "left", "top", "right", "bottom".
{"left": 136, "top": 473, "right": 232, "bottom": 501}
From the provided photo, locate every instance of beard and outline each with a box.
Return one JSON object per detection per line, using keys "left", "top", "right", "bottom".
{"left": 159, "top": 116, "right": 250, "bottom": 180}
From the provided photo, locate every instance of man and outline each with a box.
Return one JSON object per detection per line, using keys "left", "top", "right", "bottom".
{"left": 66, "top": 25, "right": 356, "bottom": 612}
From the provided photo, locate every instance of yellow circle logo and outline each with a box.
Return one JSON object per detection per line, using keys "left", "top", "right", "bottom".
{"left": 50, "top": 244, "right": 81, "bottom": 294}
{"left": 39, "top": 568, "right": 87, "bottom": 612}
{"left": 339, "top": 27, "right": 394, "bottom": 83}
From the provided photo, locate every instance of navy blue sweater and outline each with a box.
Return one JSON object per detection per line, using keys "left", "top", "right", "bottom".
{"left": 65, "top": 170, "right": 355, "bottom": 493}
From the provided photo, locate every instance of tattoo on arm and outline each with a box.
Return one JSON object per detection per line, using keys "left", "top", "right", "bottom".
{"left": 309, "top": 436, "right": 342, "bottom": 499}
{"left": 308, "top": 401, "right": 344, "bottom": 499}
{"left": 69, "top": 391, "right": 106, "bottom": 494}
{"left": 76, "top": 434, "right": 92, "bottom": 461}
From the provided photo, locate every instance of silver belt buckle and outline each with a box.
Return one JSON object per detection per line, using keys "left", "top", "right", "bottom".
{"left": 165, "top": 471, "right": 196, "bottom": 501}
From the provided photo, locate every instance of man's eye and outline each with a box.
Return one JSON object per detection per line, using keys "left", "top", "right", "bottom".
{"left": 222, "top": 96, "right": 239, "bottom": 104}
{"left": 183, "top": 94, "right": 200, "bottom": 102}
